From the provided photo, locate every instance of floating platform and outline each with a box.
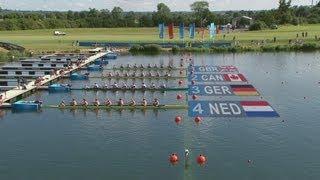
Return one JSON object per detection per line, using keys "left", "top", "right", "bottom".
{"left": 107, "top": 67, "right": 187, "bottom": 71}
{"left": 45, "top": 104, "right": 188, "bottom": 110}
{"left": 89, "top": 76, "right": 187, "bottom": 80}
{"left": 12, "top": 101, "right": 42, "bottom": 111}
{"left": 39, "top": 86, "right": 188, "bottom": 92}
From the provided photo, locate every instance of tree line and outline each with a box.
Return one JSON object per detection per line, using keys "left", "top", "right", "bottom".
{"left": 0, "top": 0, "right": 319, "bottom": 31}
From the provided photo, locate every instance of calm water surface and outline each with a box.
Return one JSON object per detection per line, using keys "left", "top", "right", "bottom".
{"left": 0, "top": 52, "right": 320, "bottom": 180}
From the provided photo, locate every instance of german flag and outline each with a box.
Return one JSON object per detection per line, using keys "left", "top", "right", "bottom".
{"left": 230, "top": 85, "right": 260, "bottom": 96}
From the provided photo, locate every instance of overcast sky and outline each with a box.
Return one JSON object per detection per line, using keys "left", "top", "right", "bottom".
{"left": 0, "top": 0, "right": 314, "bottom": 11}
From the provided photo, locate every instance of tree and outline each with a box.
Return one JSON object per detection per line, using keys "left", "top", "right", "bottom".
{"left": 277, "top": 0, "right": 293, "bottom": 24}
{"left": 154, "top": 3, "right": 171, "bottom": 23}
{"left": 190, "top": 1, "right": 211, "bottom": 26}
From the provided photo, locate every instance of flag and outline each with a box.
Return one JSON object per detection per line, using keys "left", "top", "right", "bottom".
{"left": 159, "top": 23, "right": 164, "bottom": 39}
{"left": 224, "top": 74, "right": 247, "bottom": 82}
{"left": 168, "top": 23, "right": 174, "bottom": 39}
{"left": 241, "top": 101, "right": 279, "bottom": 117}
{"left": 189, "top": 23, "right": 195, "bottom": 39}
{"left": 179, "top": 23, "right": 184, "bottom": 39}
{"left": 209, "top": 23, "right": 216, "bottom": 39}
{"left": 220, "top": 66, "right": 238, "bottom": 73}
{"left": 230, "top": 85, "right": 259, "bottom": 96}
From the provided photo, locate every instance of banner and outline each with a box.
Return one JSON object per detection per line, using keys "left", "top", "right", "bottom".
{"left": 188, "top": 85, "right": 260, "bottom": 96}
{"left": 188, "top": 101, "right": 279, "bottom": 118}
{"left": 189, "top": 23, "right": 195, "bottom": 39}
{"left": 179, "top": 23, "right": 184, "bottom": 39}
{"left": 189, "top": 65, "right": 239, "bottom": 74}
{"left": 159, "top": 23, "right": 165, "bottom": 39}
{"left": 188, "top": 73, "right": 247, "bottom": 83}
{"left": 168, "top": 23, "right": 174, "bottom": 39}
{"left": 209, "top": 23, "right": 216, "bottom": 39}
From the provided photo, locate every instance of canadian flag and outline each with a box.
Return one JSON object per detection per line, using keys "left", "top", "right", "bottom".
{"left": 224, "top": 74, "right": 247, "bottom": 82}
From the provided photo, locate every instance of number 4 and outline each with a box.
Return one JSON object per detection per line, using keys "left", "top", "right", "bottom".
{"left": 193, "top": 103, "right": 204, "bottom": 114}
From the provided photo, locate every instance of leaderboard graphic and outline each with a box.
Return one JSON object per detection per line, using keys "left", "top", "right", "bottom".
{"left": 188, "top": 65, "right": 279, "bottom": 118}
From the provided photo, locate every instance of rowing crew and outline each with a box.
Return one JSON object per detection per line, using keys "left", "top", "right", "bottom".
{"left": 85, "top": 82, "right": 167, "bottom": 89}
{"left": 60, "top": 98, "right": 160, "bottom": 107}
{"left": 115, "top": 64, "right": 175, "bottom": 69}
{"left": 106, "top": 72, "right": 172, "bottom": 78}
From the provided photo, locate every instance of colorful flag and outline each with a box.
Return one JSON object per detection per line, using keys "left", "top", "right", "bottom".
{"left": 209, "top": 23, "right": 216, "bottom": 39}
{"left": 168, "top": 23, "right": 174, "bottom": 39}
{"left": 224, "top": 74, "right": 247, "bottom": 82}
{"left": 179, "top": 23, "right": 184, "bottom": 39}
{"left": 189, "top": 23, "right": 195, "bottom": 39}
{"left": 240, "top": 101, "right": 279, "bottom": 117}
{"left": 230, "top": 85, "right": 260, "bottom": 96}
{"left": 159, "top": 23, "right": 164, "bottom": 39}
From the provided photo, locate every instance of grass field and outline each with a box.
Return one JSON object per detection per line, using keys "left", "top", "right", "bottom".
{"left": 0, "top": 25, "right": 319, "bottom": 52}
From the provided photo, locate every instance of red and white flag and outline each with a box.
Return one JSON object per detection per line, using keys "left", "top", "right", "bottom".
{"left": 224, "top": 74, "right": 247, "bottom": 82}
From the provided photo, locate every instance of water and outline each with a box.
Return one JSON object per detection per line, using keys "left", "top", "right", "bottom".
{"left": 0, "top": 52, "right": 320, "bottom": 180}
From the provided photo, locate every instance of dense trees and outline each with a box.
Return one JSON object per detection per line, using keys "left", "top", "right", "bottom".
{"left": 0, "top": 1, "right": 320, "bottom": 31}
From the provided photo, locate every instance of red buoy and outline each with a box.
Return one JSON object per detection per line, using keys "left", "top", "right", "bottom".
{"left": 195, "top": 116, "right": 202, "bottom": 123}
{"left": 192, "top": 95, "right": 198, "bottom": 100}
{"left": 197, "top": 154, "right": 207, "bottom": 165}
{"left": 169, "top": 153, "right": 179, "bottom": 164}
{"left": 178, "top": 80, "right": 183, "bottom": 85}
{"left": 191, "top": 80, "right": 196, "bottom": 85}
{"left": 177, "top": 94, "right": 183, "bottom": 100}
{"left": 175, "top": 116, "right": 182, "bottom": 124}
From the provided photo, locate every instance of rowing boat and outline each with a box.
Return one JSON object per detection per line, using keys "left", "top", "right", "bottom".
{"left": 106, "top": 67, "right": 187, "bottom": 71}
{"left": 40, "top": 87, "right": 188, "bottom": 91}
{"left": 88, "top": 76, "right": 187, "bottom": 79}
{"left": 44, "top": 104, "right": 188, "bottom": 110}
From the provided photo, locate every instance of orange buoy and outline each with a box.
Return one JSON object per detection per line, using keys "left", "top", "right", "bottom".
{"left": 169, "top": 153, "right": 179, "bottom": 164}
{"left": 197, "top": 154, "right": 207, "bottom": 165}
{"left": 177, "top": 94, "right": 183, "bottom": 100}
{"left": 192, "top": 95, "right": 198, "bottom": 100}
{"left": 175, "top": 116, "right": 182, "bottom": 124}
{"left": 195, "top": 116, "right": 202, "bottom": 123}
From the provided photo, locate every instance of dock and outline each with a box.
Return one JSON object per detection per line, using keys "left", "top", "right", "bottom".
{"left": 0, "top": 52, "right": 107, "bottom": 104}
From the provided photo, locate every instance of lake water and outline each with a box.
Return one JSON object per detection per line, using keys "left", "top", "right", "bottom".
{"left": 0, "top": 52, "right": 320, "bottom": 180}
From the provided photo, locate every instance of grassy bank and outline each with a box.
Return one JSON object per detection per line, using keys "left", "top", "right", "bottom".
{"left": 0, "top": 25, "right": 319, "bottom": 52}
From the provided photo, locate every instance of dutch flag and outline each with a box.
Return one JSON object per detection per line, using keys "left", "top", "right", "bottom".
{"left": 241, "top": 101, "right": 279, "bottom": 117}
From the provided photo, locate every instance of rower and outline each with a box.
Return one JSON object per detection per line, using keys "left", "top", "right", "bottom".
{"left": 108, "top": 72, "right": 113, "bottom": 77}
{"left": 93, "top": 83, "right": 100, "bottom": 89}
{"left": 131, "top": 83, "right": 136, "bottom": 89}
{"left": 104, "top": 83, "right": 108, "bottom": 89}
{"left": 165, "top": 72, "right": 171, "bottom": 77}
{"left": 153, "top": 64, "right": 158, "bottom": 68}
{"left": 140, "top": 64, "right": 144, "bottom": 68}
{"left": 156, "top": 72, "right": 161, "bottom": 77}
{"left": 93, "top": 98, "right": 100, "bottom": 106}
{"left": 59, "top": 100, "right": 66, "bottom": 107}
{"left": 122, "top": 82, "right": 128, "bottom": 89}
{"left": 84, "top": 85, "right": 90, "bottom": 89}
{"left": 81, "top": 99, "right": 89, "bottom": 106}
{"left": 129, "top": 98, "right": 136, "bottom": 106}
{"left": 151, "top": 82, "right": 156, "bottom": 89}
{"left": 118, "top": 98, "right": 124, "bottom": 106}
{"left": 160, "top": 64, "right": 164, "bottom": 68}
{"left": 141, "top": 82, "right": 147, "bottom": 89}
{"left": 153, "top": 98, "right": 160, "bottom": 107}
{"left": 112, "top": 82, "right": 119, "bottom": 89}
{"left": 127, "top": 64, "right": 131, "bottom": 68}
{"left": 147, "top": 72, "right": 153, "bottom": 77}
{"left": 120, "top": 64, "right": 124, "bottom": 69}
{"left": 132, "top": 72, "right": 136, "bottom": 77}
{"left": 115, "top": 72, "right": 120, "bottom": 77}
{"left": 147, "top": 63, "right": 152, "bottom": 68}
{"left": 105, "top": 98, "right": 112, "bottom": 106}
{"left": 160, "top": 83, "right": 167, "bottom": 89}
{"left": 140, "top": 72, "right": 145, "bottom": 77}
{"left": 124, "top": 72, "right": 129, "bottom": 77}
{"left": 70, "top": 99, "right": 77, "bottom": 106}
{"left": 134, "top": 64, "right": 138, "bottom": 68}
{"left": 141, "top": 98, "right": 148, "bottom": 107}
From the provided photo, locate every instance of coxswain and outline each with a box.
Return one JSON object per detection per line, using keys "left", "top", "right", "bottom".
{"left": 141, "top": 98, "right": 148, "bottom": 107}
{"left": 81, "top": 99, "right": 89, "bottom": 106}
{"left": 153, "top": 98, "right": 160, "bottom": 107}
{"left": 105, "top": 98, "right": 112, "bottom": 106}
{"left": 70, "top": 99, "right": 77, "bottom": 106}
{"left": 185, "top": 149, "right": 190, "bottom": 158}
{"left": 118, "top": 98, "right": 124, "bottom": 106}
{"left": 113, "top": 82, "right": 119, "bottom": 89}
{"left": 59, "top": 100, "right": 66, "bottom": 107}
{"left": 129, "top": 98, "right": 136, "bottom": 106}
{"left": 141, "top": 82, "right": 147, "bottom": 89}
{"left": 93, "top": 98, "right": 100, "bottom": 106}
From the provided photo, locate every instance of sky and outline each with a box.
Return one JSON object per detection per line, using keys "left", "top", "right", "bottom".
{"left": 0, "top": 0, "right": 314, "bottom": 11}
